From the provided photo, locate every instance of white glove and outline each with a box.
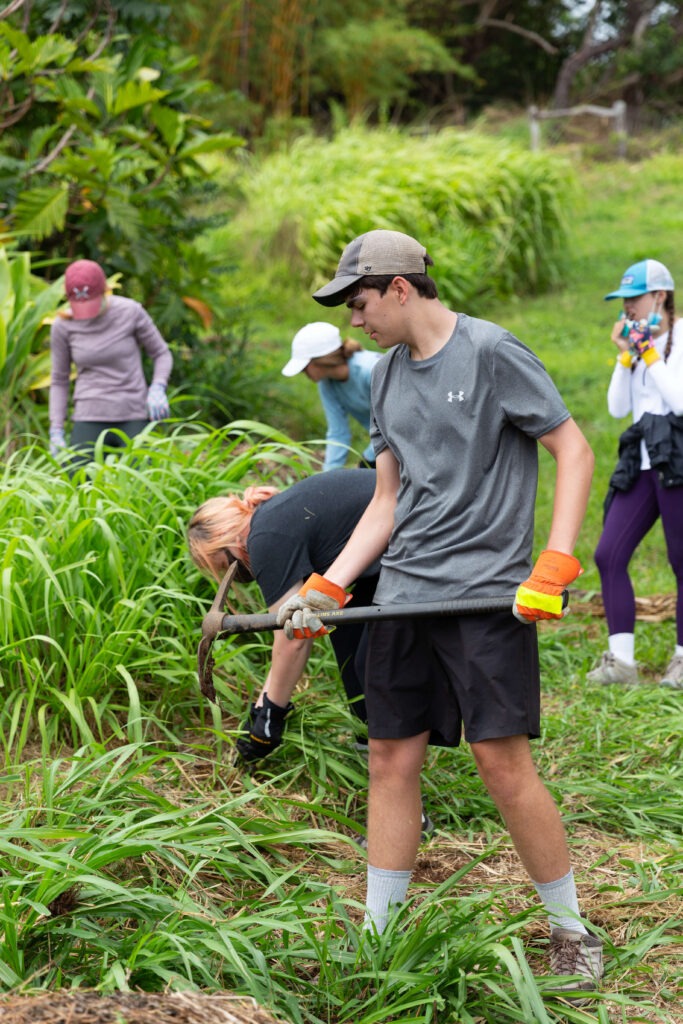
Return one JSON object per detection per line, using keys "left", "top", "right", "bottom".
{"left": 49, "top": 427, "right": 66, "bottom": 457}
{"left": 276, "top": 573, "right": 348, "bottom": 640}
{"left": 146, "top": 382, "right": 170, "bottom": 421}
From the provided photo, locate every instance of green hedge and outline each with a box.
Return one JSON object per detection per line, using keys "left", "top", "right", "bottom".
{"left": 220, "top": 126, "right": 576, "bottom": 312}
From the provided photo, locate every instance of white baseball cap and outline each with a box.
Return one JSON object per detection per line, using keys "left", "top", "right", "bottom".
{"left": 281, "top": 322, "right": 343, "bottom": 377}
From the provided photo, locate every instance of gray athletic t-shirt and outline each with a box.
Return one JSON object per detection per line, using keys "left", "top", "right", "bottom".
{"left": 370, "top": 313, "right": 570, "bottom": 604}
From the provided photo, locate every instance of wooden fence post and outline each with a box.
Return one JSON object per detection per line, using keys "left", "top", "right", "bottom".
{"left": 613, "top": 99, "right": 627, "bottom": 157}
{"left": 528, "top": 105, "right": 541, "bottom": 151}
{"left": 528, "top": 101, "right": 628, "bottom": 157}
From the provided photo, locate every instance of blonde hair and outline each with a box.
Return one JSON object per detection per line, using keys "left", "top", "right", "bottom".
{"left": 187, "top": 485, "right": 279, "bottom": 581}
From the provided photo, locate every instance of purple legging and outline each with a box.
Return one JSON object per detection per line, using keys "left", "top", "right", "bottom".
{"left": 594, "top": 469, "right": 683, "bottom": 642}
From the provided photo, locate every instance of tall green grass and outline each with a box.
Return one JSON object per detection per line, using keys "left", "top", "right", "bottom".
{"left": 0, "top": 423, "right": 320, "bottom": 752}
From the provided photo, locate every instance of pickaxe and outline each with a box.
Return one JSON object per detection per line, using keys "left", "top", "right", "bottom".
{"left": 197, "top": 563, "right": 514, "bottom": 704}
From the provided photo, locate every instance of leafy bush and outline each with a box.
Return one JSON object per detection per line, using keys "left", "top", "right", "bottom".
{"left": 0, "top": 3, "right": 243, "bottom": 364}
{"left": 214, "top": 126, "right": 576, "bottom": 314}
{"left": 0, "top": 247, "right": 65, "bottom": 436}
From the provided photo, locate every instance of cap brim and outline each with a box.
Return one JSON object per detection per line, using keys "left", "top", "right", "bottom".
{"left": 312, "top": 273, "right": 364, "bottom": 307}
{"left": 604, "top": 287, "right": 650, "bottom": 300}
{"left": 69, "top": 297, "right": 104, "bottom": 319}
{"left": 281, "top": 357, "right": 309, "bottom": 377}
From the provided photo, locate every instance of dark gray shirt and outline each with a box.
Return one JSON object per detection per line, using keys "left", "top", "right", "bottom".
{"left": 370, "top": 313, "right": 570, "bottom": 604}
{"left": 248, "top": 469, "right": 379, "bottom": 606}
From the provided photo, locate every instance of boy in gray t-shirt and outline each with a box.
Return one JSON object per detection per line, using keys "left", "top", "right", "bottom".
{"left": 277, "top": 230, "right": 603, "bottom": 997}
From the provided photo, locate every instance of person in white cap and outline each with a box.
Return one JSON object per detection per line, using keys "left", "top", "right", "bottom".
{"left": 587, "top": 259, "right": 683, "bottom": 689}
{"left": 49, "top": 259, "right": 173, "bottom": 472}
{"left": 282, "top": 321, "right": 381, "bottom": 470}
{"left": 275, "top": 229, "right": 602, "bottom": 997}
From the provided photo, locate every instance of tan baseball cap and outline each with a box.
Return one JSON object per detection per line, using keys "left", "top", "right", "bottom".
{"left": 313, "top": 230, "right": 428, "bottom": 307}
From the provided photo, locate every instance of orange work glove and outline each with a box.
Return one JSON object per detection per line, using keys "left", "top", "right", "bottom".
{"left": 513, "top": 549, "right": 582, "bottom": 623}
{"left": 276, "top": 573, "right": 349, "bottom": 640}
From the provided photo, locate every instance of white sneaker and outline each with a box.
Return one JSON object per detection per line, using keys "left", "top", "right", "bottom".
{"left": 586, "top": 652, "right": 639, "bottom": 686}
{"left": 548, "top": 928, "right": 604, "bottom": 1001}
{"left": 661, "top": 654, "right": 683, "bottom": 689}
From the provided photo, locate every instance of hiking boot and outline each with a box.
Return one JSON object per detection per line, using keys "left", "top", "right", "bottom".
{"left": 586, "top": 652, "right": 639, "bottom": 686}
{"left": 660, "top": 654, "right": 683, "bottom": 689}
{"left": 234, "top": 694, "right": 293, "bottom": 764}
{"left": 548, "top": 928, "right": 604, "bottom": 1000}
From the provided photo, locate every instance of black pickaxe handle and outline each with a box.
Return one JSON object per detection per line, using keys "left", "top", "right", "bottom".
{"left": 215, "top": 595, "right": 514, "bottom": 636}
{"left": 198, "top": 563, "right": 516, "bottom": 704}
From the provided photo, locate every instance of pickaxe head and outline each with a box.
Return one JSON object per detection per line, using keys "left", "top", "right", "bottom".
{"left": 197, "top": 561, "right": 239, "bottom": 703}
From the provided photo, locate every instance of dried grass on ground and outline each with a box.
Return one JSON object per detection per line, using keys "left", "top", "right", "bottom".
{"left": 0, "top": 992, "right": 284, "bottom": 1024}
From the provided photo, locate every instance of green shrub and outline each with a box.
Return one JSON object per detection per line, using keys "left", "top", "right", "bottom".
{"left": 0, "top": 247, "right": 65, "bottom": 435}
{"left": 212, "top": 126, "right": 576, "bottom": 314}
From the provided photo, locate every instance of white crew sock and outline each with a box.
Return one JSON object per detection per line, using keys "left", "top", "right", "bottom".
{"left": 363, "top": 864, "right": 412, "bottom": 935}
{"left": 675, "top": 645, "right": 683, "bottom": 658}
{"left": 533, "top": 869, "right": 587, "bottom": 934}
{"left": 608, "top": 632, "right": 635, "bottom": 664}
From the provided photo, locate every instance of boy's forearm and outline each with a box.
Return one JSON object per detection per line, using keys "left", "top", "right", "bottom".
{"left": 540, "top": 418, "right": 595, "bottom": 554}
{"left": 325, "top": 447, "right": 398, "bottom": 587}
{"left": 326, "top": 496, "right": 394, "bottom": 589}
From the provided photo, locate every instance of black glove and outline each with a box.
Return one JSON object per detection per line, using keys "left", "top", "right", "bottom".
{"left": 234, "top": 694, "right": 293, "bottom": 763}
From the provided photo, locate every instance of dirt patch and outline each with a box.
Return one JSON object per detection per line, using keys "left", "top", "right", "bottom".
{"left": 0, "top": 991, "right": 283, "bottom": 1024}
{"left": 573, "top": 590, "right": 676, "bottom": 621}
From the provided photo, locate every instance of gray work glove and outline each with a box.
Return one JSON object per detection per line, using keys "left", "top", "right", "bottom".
{"left": 146, "top": 382, "right": 170, "bottom": 420}
{"left": 49, "top": 427, "right": 66, "bottom": 457}
{"left": 276, "top": 572, "right": 348, "bottom": 640}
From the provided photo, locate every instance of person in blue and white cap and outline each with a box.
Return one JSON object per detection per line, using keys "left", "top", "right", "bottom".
{"left": 282, "top": 321, "right": 381, "bottom": 470}
{"left": 588, "top": 259, "right": 683, "bottom": 688}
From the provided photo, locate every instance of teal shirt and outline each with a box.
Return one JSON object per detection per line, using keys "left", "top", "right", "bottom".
{"left": 318, "top": 350, "right": 382, "bottom": 470}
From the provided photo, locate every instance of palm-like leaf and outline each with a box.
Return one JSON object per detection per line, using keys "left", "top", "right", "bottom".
{"left": 13, "top": 185, "right": 69, "bottom": 240}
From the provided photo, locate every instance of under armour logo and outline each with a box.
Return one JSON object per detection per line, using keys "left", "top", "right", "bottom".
{"left": 447, "top": 390, "right": 465, "bottom": 402}
{"left": 71, "top": 286, "right": 91, "bottom": 300}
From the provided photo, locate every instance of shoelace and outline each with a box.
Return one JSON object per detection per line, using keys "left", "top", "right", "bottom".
{"left": 551, "top": 938, "right": 590, "bottom": 975}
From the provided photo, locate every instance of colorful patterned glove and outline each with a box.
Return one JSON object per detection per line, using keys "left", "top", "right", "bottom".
{"left": 627, "top": 320, "right": 660, "bottom": 367}
{"left": 49, "top": 427, "right": 66, "bottom": 457}
{"left": 146, "top": 382, "right": 170, "bottom": 420}
{"left": 276, "top": 573, "right": 348, "bottom": 640}
{"left": 513, "top": 549, "right": 582, "bottom": 623}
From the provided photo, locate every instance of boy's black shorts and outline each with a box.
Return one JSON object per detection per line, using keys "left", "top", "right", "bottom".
{"left": 364, "top": 611, "right": 541, "bottom": 747}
